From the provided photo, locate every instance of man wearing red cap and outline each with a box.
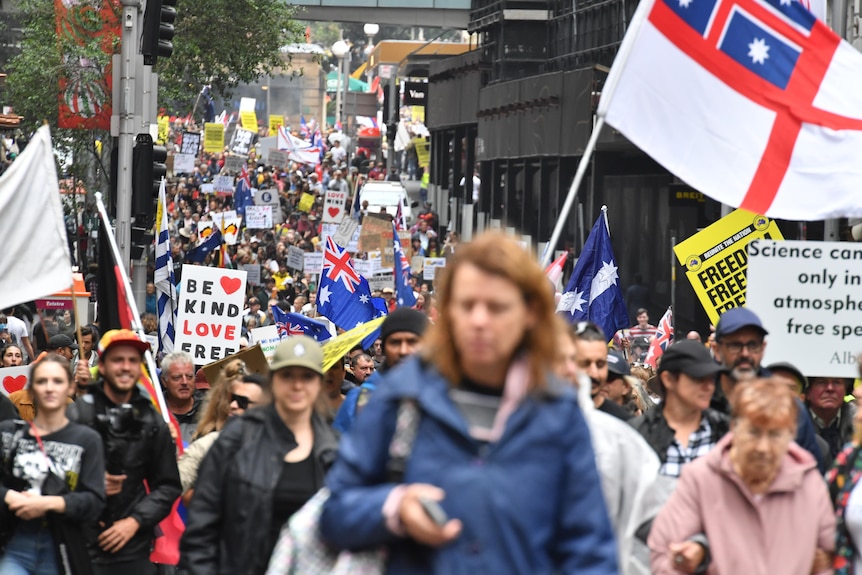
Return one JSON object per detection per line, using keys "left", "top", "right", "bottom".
{"left": 68, "top": 329, "right": 182, "bottom": 575}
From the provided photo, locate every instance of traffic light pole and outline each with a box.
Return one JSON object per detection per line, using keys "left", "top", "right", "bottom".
{"left": 116, "top": 0, "right": 140, "bottom": 273}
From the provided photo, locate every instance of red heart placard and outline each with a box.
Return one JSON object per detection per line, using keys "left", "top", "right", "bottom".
{"left": 220, "top": 276, "right": 242, "bottom": 295}
{"left": 2, "top": 375, "right": 27, "bottom": 394}
{"left": 328, "top": 207, "right": 340, "bottom": 218}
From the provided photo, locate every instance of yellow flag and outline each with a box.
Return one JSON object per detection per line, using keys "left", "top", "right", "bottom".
{"left": 321, "top": 317, "right": 386, "bottom": 372}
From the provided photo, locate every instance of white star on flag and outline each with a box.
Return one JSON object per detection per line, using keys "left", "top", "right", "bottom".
{"left": 679, "top": 0, "right": 693, "bottom": 7}
{"left": 747, "top": 38, "right": 770, "bottom": 65}
{"left": 319, "top": 285, "right": 332, "bottom": 305}
{"left": 359, "top": 294, "right": 370, "bottom": 304}
{"left": 589, "top": 261, "right": 620, "bottom": 304}
{"left": 557, "top": 288, "right": 587, "bottom": 313}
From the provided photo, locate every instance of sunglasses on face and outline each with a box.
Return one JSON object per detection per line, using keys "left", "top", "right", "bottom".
{"left": 231, "top": 393, "right": 256, "bottom": 410}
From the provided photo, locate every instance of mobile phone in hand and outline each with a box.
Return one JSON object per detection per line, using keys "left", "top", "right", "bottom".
{"left": 418, "top": 497, "right": 449, "bottom": 527}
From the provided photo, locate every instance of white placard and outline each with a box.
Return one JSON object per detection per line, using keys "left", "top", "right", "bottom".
{"left": 747, "top": 239, "right": 862, "bottom": 378}
{"left": 250, "top": 325, "right": 280, "bottom": 363}
{"left": 333, "top": 216, "right": 360, "bottom": 247}
{"left": 368, "top": 274, "right": 394, "bottom": 292}
{"left": 253, "top": 187, "right": 282, "bottom": 224}
{"left": 210, "top": 210, "right": 237, "bottom": 228}
{"left": 0, "top": 365, "right": 30, "bottom": 397}
{"left": 197, "top": 221, "right": 215, "bottom": 245}
{"left": 240, "top": 97, "right": 256, "bottom": 112}
{"left": 287, "top": 246, "right": 305, "bottom": 271}
{"left": 200, "top": 183, "right": 214, "bottom": 195}
{"left": 213, "top": 175, "right": 234, "bottom": 194}
{"left": 245, "top": 205, "right": 273, "bottom": 229}
{"left": 173, "top": 153, "right": 196, "bottom": 174}
{"left": 423, "top": 257, "right": 447, "bottom": 280}
{"left": 321, "top": 223, "right": 360, "bottom": 252}
{"left": 354, "top": 259, "right": 372, "bottom": 278}
{"left": 175, "top": 265, "right": 247, "bottom": 365}
{"left": 267, "top": 149, "right": 290, "bottom": 168}
{"left": 322, "top": 189, "right": 348, "bottom": 224}
{"left": 242, "top": 264, "right": 261, "bottom": 286}
{"left": 303, "top": 252, "right": 323, "bottom": 274}
{"left": 224, "top": 155, "right": 244, "bottom": 173}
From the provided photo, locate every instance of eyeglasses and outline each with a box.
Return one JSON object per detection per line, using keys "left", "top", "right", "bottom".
{"left": 720, "top": 340, "right": 763, "bottom": 353}
{"left": 231, "top": 393, "right": 256, "bottom": 410}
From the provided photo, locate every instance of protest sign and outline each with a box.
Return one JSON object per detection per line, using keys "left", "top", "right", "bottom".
{"left": 412, "top": 137, "right": 431, "bottom": 168}
{"left": 213, "top": 175, "right": 234, "bottom": 194}
{"left": 242, "top": 264, "right": 261, "bottom": 286}
{"left": 303, "top": 252, "right": 323, "bottom": 274}
{"left": 229, "top": 127, "right": 257, "bottom": 156}
{"left": 204, "top": 123, "right": 224, "bottom": 153}
{"left": 673, "top": 209, "right": 784, "bottom": 325}
{"left": 175, "top": 265, "right": 247, "bottom": 364}
{"left": 747, "top": 239, "right": 862, "bottom": 378}
{"left": 246, "top": 205, "right": 273, "bottom": 229}
{"left": 321, "top": 223, "right": 360, "bottom": 252}
{"left": 322, "top": 189, "right": 348, "bottom": 224}
{"left": 358, "top": 215, "right": 393, "bottom": 252}
{"left": 157, "top": 115, "right": 169, "bottom": 145}
{"left": 368, "top": 274, "right": 394, "bottom": 292}
{"left": 220, "top": 218, "right": 242, "bottom": 245}
{"left": 297, "top": 193, "right": 315, "bottom": 213}
{"left": 173, "top": 153, "right": 196, "bottom": 174}
{"left": 223, "top": 155, "right": 244, "bottom": 173}
{"left": 254, "top": 188, "right": 282, "bottom": 224}
{"left": 354, "top": 259, "right": 372, "bottom": 278}
{"left": 423, "top": 258, "right": 447, "bottom": 280}
{"left": 333, "top": 217, "right": 359, "bottom": 248}
{"left": 269, "top": 115, "right": 284, "bottom": 132}
{"left": 0, "top": 365, "right": 29, "bottom": 397}
{"left": 200, "top": 183, "right": 214, "bottom": 195}
{"left": 202, "top": 344, "right": 268, "bottom": 384}
{"left": 250, "top": 325, "right": 280, "bottom": 363}
{"left": 181, "top": 131, "right": 201, "bottom": 155}
{"left": 240, "top": 97, "right": 258, "bottom": 131}
{"left": 411, "top": 256, "right": 425, "bottom": 272}
{"left": 210, "top": 210, "right": 237, "bottom": 228}
{"left": 197, "top": 221, "right": 215, "bottom": 245}
{"left": 267, "top": 149, "right": 290, "bottom": 168}
{"left": 287, "top": 246, "right": 305, "bottom": 271}
{"left": 321, "top": 317, "right": 386, "bottom": 372}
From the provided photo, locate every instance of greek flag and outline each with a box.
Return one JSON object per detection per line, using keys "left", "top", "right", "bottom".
{"left": 155, "top": 179, "right": 178, "bottom": 354}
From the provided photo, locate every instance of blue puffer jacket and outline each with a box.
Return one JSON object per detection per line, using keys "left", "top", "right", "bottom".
{"left": 320, "top": 356, "right": 619, "bottom": 575}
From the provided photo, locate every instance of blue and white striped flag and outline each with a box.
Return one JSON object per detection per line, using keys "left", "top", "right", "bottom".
{"left": 155, "top": 179, "right": 178, "bottom": 354}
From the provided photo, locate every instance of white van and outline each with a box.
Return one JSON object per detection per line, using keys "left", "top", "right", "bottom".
{"left": 359, "top": 181, "right": 415, "bottom": 225}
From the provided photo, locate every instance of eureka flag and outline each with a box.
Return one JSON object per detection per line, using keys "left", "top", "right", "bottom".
{"left": 557, "top": 213, "right": 628, "bottom": 340}
{"left": 598, "top": 0, "right": 862, "bottom": 220}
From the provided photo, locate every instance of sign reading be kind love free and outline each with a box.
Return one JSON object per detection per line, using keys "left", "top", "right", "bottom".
{"left": 176, "top": 265, "right": 247, "bottom": 365}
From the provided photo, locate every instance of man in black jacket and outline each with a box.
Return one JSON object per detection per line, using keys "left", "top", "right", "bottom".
{"left": 68, "top": 329, "right": 182, "bottom": 575}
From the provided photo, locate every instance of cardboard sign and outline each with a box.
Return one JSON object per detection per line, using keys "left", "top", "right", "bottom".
{"left": 250, "top": 325, "right": 280, "bottom": 363}
{"left": 223, "top": 155, "right": 244, "bottom": 173}
{"left": 322, "top": 189, "right": 348, "bottom": 224}
{"left": 173, "top": 153, "right": 196, "bottom": 174}
{"left": 175, "top": 265, "right": 248, "bottom": 364}
{"left": 747, "top": 239, "right": 862, "bottom": 378}
{"left": 673, "top": 209, "right": 784, "bottom": 325}
{"left": 213, "top": 175, "right": 234, "bottom": 194}
{"left": 181, "top": 131, "right": 201, "bottom": 155}
{"left": 242, "top": 264, "right": 261, "bottom": 286}
{"left": 423, "top": 258, "right": 447, "bottom": 280}
{"left": 303, "top": 252, "right": 323, "bottom": 274}
{"left": 0, "top": 365, "right": 29, "bottom": 397}
{"left": 297, "top": 193, "right": 315, "bottom": 213}
{"left": 229, "top": 127, "right": 257, "bottom": 156}
{"left": 269, "top": 114, "right": 284, "bottom": 132}
{"left": 321, "top": 316, "right": 386, "bottom": 372}
{"left": 246, "top": 205, "right": 273, "bottom": 229}
{"left": 267, "top": 149, "right": 290, "bottom": 168}
{"left": 204, "top": 123, "right": 224, "bottom": 153}
{"left": 358, "top": 215, "right": 393, "bottom": 252}
{"left": 333, "top": 217, "right": 359, "bottom": 248}
{"left": 287, "top": 246, "right": 305, "bottom": 271}
{"left": 321, "top": 223, "right": 360, "bottom": 252}
{"left": 202, "top": 344, "right": 269, "bottom": 384}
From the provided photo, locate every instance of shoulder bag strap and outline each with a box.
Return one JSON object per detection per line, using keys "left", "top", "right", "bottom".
{"left": 385, "top": 399, "right": 420, "bottom": 483}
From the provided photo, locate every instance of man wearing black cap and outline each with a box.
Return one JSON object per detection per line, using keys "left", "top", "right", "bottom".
{"left": 711, "top": 307, "right": 824, "bottom": 471}
{"left": 48, "top": 333, "right": 78, "bottom": 361}
{"left": 333, "top": 308, "right": 429, "bottom": 432}
{"left": 630, "top": 340, "right": 730, "bottom": 478}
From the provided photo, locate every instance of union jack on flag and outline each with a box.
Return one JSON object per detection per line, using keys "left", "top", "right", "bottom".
{"left": 317, "top": 237, "right": 375, "bottom": 330}
{"left": 271, "top": 305, "right": 331, "bottom": 342}
{"left": 323, "top": 236, "right": 362, "bottom": 293}
{"left": 645, "top": 307, "right": 674, "bottom": 369}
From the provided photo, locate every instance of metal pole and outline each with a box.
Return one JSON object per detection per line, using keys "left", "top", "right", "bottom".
{"left": 116, "top": 0, "right": 139, "bottom": 272}
{"left": 343, "top": 48, "right": 351, "bottom": 133}
{"left": 540, "top": 116, "right": 606, "bottom": 268}
{"left": 335, "top": 56, "right": 343, "bottom": 129}
{"left": 386, "top": 77, "right": 397, "bottom": 173}
{"left": 670, "top": 236, "right": 676, "bottom": 333}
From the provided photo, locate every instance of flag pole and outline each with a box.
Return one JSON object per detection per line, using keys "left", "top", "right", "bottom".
{"left": 94, "top": 192, "right": 171, "bottom": 423}
{"left": 540, "top": 116, "right": 606, "bottom": 269}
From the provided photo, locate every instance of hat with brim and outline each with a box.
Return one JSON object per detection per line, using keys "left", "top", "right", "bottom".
{"left": 766, "top": 361, "right": 808, "bottom": 390}
{"left": 658, "top": 340, "right": 728, "bottom": 378}
{"left": 270, "top": 335, "right": 323, "bottom": 376}
{"left": 607, "top": 350, "right": 631, "bottom": 377}
{"left": 715, "top": 307, "right": 768, "bottom": 338}
{"left": 97, "top": 329, "right": 150, "bottom": 357}
{"left": 49, "top": 333, "right": 78, "bottom": 351}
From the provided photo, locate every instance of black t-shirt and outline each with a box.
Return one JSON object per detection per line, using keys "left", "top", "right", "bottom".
{"left": 270, "top": 453, "right": 317, "bottom": 544}
{"left": 597, "top": 397, "right": 632, "bottom": 421}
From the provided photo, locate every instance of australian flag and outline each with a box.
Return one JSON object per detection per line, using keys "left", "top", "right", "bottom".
{"left": 317, "top": 237, "right": 375, "bottom": 329}
{"left": 271, "top": 306, "right": 331, "bottom": 342}
{"left": 557, "top": 211, "right": 628, "bottom": 341}
{"left": 392, "top": 222, "right": 416, "bottom": 308}
{"left": 186, "top": 229, "right": 222, "bottom": 264}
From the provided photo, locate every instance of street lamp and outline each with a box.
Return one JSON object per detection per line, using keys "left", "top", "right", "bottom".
{"left": 331, "top": 39, "right": 349, "bottom": 130}
{"left": 363, "top": 23, "right": 379, "bottom": 87}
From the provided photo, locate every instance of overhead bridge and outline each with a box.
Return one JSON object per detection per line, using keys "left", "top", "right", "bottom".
{"left": 292, "top": 0, "right": 470, "bottom": 28}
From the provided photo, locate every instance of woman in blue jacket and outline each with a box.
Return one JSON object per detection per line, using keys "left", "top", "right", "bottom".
{"left": 320, "top": 232, "right": 618, "bottom": 575}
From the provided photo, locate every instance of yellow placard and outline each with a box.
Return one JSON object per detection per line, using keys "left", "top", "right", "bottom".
{"left": 241, "top": 110, "right": 258, "bottom": 131}
{"left": 203, "top": 123, "right": 224, "bottom": 153}
{"left": 269, "top": 115, "right": 284, "bottom": 132}
{"left": 157, "top": 115, "right": 170, "bottom": 145}
{"left": 321, "top": 317, "right": 386, "bottom": 372}
{"left": 298, "top": 193, "right": 315, "bottom": 213}
{"left": 411, "top": 106, "right": 425, "bottom": 123}
{"left": 673, "top": 208, "right": 784, "bottom": 325}
{"left": 412, "top": 137, "right": 431, "bottom": 168}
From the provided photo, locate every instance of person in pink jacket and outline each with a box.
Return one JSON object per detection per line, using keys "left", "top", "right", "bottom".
{"left": 649, "top": 377, "right": 835, "bottom": 575}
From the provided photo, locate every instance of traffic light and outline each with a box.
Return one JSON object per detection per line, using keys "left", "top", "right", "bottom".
{"left": 131, "top": 133, "right": 166, "bottom": 231}
{"left": 142, "top": 0, "right": 176, "bottom": 66}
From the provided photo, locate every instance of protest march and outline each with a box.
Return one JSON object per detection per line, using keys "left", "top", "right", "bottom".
{"left": 4, "top": 0, "right": 862, "bottom": 571}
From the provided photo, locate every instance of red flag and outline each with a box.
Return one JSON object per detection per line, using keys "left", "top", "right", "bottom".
{"left": 645, "top": 307, "right": 674, "bottom": 369}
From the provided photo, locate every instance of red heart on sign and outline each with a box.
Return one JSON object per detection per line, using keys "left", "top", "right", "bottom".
{"left": 3, "top": 375, "right": 26, "bottom": 394}
{"left": 220, "top": 276, "right": 241, "bottom": 295}
{"left": 328, "top": 207, "right": 340, "bottom": 218}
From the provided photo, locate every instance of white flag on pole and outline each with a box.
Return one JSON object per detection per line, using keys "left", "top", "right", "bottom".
{"left": 0, "top": 125, "right": 72, "bottom": 310}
